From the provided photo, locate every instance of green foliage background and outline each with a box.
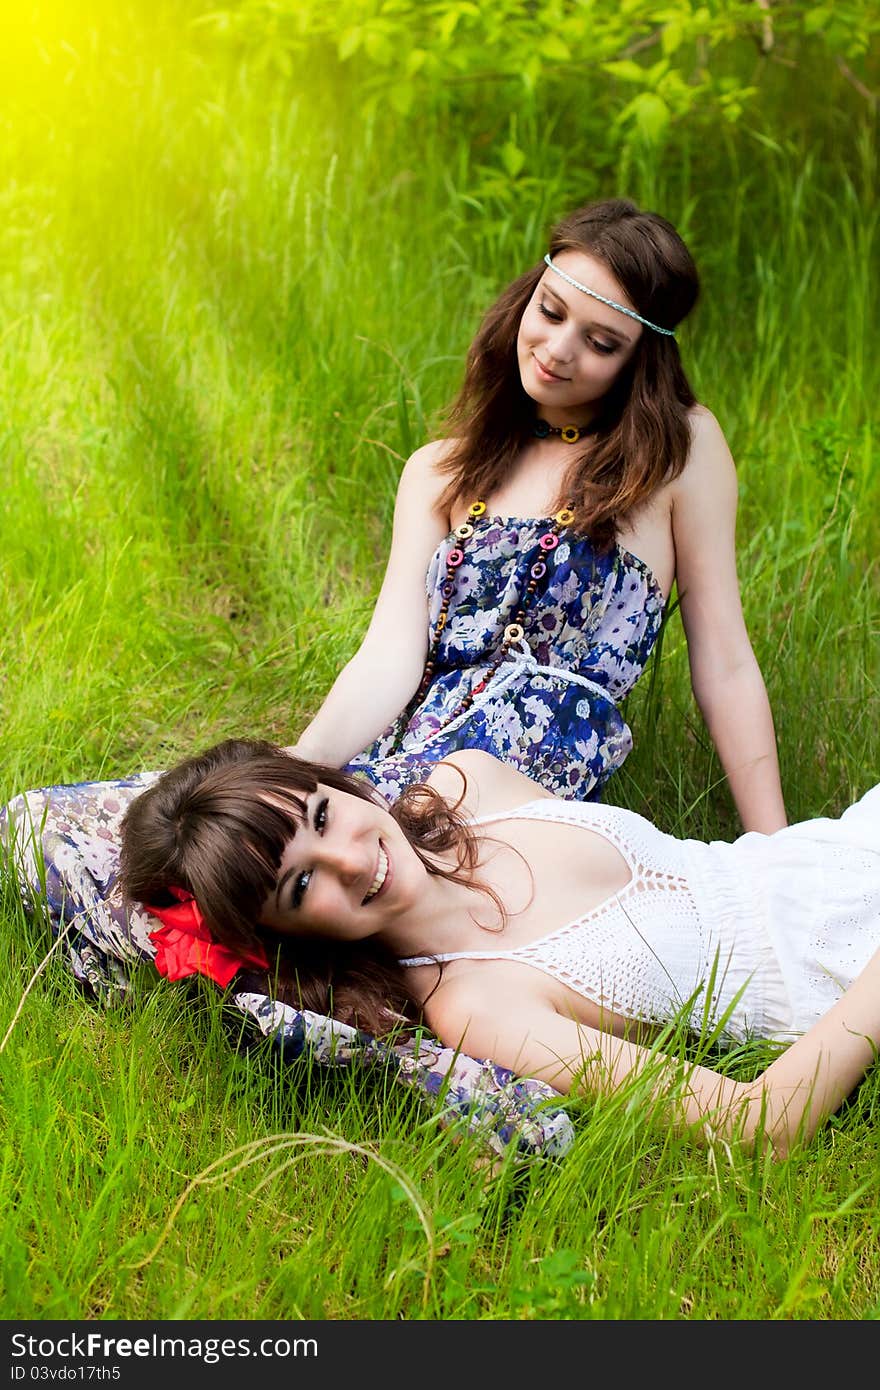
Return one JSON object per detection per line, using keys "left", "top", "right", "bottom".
{"left": 0, "top": 0, "right": 878, "bottom": 1321}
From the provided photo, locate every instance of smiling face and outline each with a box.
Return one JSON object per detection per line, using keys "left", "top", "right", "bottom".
{"left": 516, "top": 250, "right": 643, "bottom": 425}
{"left": 259, "top": 783, "right": 426, "bottom": 942}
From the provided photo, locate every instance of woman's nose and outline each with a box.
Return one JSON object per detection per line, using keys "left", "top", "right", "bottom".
{"left": 547, "top": 324, "right": 575, "bottom": 363}
{"left": 318, "top": 838, "right": 368, "bottom": 885}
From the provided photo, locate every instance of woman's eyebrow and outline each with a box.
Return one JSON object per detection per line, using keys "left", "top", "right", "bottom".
{"left": 275, "top": 864, "right": 297, "bottom": 909}
{"left": 541, "top": 281, "right": 632, "bottom": 344}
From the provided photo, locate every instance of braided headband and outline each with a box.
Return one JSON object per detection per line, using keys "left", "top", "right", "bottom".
{"left": 543, "top": 254, "right": 675, "bottom": 337}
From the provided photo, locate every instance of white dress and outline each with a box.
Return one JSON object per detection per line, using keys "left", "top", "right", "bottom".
{"left": 400, "top": 786, "right": 880, "bottom": 1044}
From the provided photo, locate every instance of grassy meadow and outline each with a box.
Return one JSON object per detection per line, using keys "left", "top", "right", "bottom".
{"left": 1, "top": 1, "right": 879, "bottom": 1321}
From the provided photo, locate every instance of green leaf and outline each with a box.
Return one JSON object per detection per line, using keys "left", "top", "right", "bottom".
{"left": 539, "top": 34, "right": 572, "bottom": 63}
{"left": 661, "top": 21, "right": 684, "bottom": 55}
{"left": 803, "top": 7, "right": 831, "bottom": 35}
{"left": 647, "top": 58, "right": 671, "bottom": 85}
{"left": 437, "top": 7, "right": 461, "bottom": 44}
{"left": 602, "top": 59, "right": 648, "bottom": 84}
{"left": 337, "top": 26, "right": 362, "bottom": 61}
{"left": 406, "top": 47, "right": 427, "bottom": 76}
{"left": 521, "top": 53, "right": 543, "bottom": 92}
{"left": 631, "top": 91, "right": 671, "bottom": 143}
{"left": 364, "top": 25, "right": 394, "bottom": 65}
{"left": 500, "top": 140, "right": 526, "bottom": 178}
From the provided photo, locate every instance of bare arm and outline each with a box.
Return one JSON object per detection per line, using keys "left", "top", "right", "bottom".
{"left": 290, "top": 442, "right": 452, "bottom": 768}
{"left": 428, "top": 946, "right": 880, "bottom": 1156}
{"left": 672, "top": 409, "right": 787, "bottom": 833}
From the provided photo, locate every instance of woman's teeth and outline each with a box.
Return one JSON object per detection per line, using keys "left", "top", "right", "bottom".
{"left": 364, "top": 845, "right": 388, "bottom": 903}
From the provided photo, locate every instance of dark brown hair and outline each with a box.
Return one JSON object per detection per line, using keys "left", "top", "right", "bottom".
{"left": 118, "top": 738, "right": 493, "bottom": 1037}
{"left": 438, "top": 197, "right": 700, "bottom": 549}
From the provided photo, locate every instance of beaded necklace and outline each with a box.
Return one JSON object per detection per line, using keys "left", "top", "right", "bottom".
{"left": 401, "top": 417, "right": 589, "bottom": 731}
{"left": 533, "top": 419, "right": 592, "bottom": 443}
{"left": 408, "top": 498, "right": 575, "bottom": 723}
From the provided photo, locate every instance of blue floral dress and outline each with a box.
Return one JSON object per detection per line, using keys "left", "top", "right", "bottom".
{"left": 347, "top": 513, "right": 665, "bottom": 801}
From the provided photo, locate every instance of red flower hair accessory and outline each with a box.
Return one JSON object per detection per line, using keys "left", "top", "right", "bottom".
{"left": 146, "top": 887, "right": 269, "bottom": 989}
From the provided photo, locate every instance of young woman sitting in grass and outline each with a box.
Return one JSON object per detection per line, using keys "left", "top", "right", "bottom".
{"left": 119, "top": 738, "right": 880, "bottom": 1157}
{"left": 292, "top": 195, "right": 787, "bottom": 832}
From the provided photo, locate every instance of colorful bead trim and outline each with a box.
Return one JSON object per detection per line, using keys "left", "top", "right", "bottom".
{"left": 407, "top": 499, "right": 575, "bottom": 722}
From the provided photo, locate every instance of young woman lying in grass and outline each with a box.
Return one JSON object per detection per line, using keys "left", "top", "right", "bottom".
{"left": 119, "top": 738, "right": 880, "bottom": 1157}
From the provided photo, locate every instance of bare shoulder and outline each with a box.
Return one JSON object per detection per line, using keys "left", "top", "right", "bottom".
{"left": 400, "top": 436, "right": 458, "bottom": 481}
{"left": 686, "top": 405, "right": 734, "bottom": 460}
{"left": 424, "top": 970, "right": 495, "bottom": 1053}
{"left": 394, "top": 437, "right": 459, "bottom": 520}
{"left": 687, "top": 401, "right": 721, "bottom": 431}
{"left": 426, "top": 750, "right": 554, "bottom": 818}
{"left": 424, "top": 962, "right": 561, "bottom": 1065}
{"left": 675, "top": 405, "right": 737, "bottom": 504}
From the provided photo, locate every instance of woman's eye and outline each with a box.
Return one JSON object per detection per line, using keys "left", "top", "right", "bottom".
{"left": 291, "top": 869, "right": 312, "bottom": 909}
{"left": 589, "top": 338, "right": 616, "bottom": 356}
{"left": 314, "top": 796, "right": 329, "bottom": 832}
{"left": 538, "top": 301, "right": 562, "bottom": 322}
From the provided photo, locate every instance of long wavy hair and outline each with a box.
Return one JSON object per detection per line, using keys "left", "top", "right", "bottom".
{"left": 118, "top": 738, "right": 494, "bottom": 1037}
{"left": 438, "top": 197, "right": 700, "bottom": 550}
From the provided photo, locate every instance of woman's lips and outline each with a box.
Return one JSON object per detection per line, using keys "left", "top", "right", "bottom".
{"left": 533, "top": 354, "right": 568, "bottom": 382}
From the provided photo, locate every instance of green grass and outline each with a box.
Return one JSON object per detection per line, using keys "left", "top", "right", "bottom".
{"left": 1, "top": 1, "right": 879, "bottom": 1321}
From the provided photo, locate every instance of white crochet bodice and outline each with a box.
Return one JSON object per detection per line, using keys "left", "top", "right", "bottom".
{"left": 400, "top": 798, "right": 780, "bottom": 1039}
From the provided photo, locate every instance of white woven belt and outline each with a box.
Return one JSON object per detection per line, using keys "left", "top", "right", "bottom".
{"left": 408, "top": 639, "right": 617, "bottom": 752}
